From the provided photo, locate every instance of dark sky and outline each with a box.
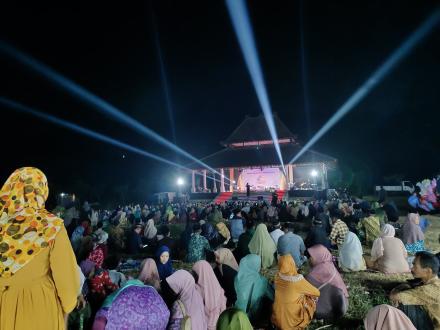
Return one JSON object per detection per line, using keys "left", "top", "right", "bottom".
{"left": 1, "top": 0, "right": 439, "bottom": 198}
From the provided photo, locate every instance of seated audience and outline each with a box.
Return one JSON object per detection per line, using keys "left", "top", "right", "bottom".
{"left": 339, "top": 231, "right": 366, "bottom": 272}
{"left": 187, "top": 224, "right": 211, "bottom": 262}
{"left": 364, "top": 304, "right": 416, "bottom": 330}
{"left": 272, "top": 254, "right": 320, "bottom": 329}
{"left": 248, "top": 223, "right": 277, "bottom": 269}
{"left": 390, "top": 251, "right": 440, "bottom": 329}
{"left": 277, "top": 222, "right": 306, "bottom": 267}
{"left": 216, "top": 308, "right": 253, "bottom": 330}
{"left": 368, "top": 224, "right": 410, "bottom": 274}
{"left": 214, "top": 248, "right": 239, "bottom": 307}
{"left": 269, "top": 221, "right": 284, "bottom": 246}
{"left": 138, "top": 258, "right": 161, "bottom": 290}
{"left": 329, "top": 209, "right": 349, "bottom": 247}
{"left": 234, "top": 254, "right": 274, "bottom": 325}
{"left": 165, "top": 270, "right": 208, "bottom": 330}
{"left": 402, "top": 212, "right": 425, "bottom": 254}
{"left": 235, "top": 218, "right": 255, "bottom": 262}
{"left": 192, "top": 260, "right": 227, "bottom": 330}
{"left": 156, "top": 245, "right": 174, "bottom": 281}
{"left": 156, "top": 224, "right": 178, "bottom": 257}
{"left": 305, "top": 218, "right": 331, "bottom": 248}
{"left": 127, "top": 224, "right": 144, "bottom": 254}
{"left": 306, "top": 244, "right": 349, "bottom": 320}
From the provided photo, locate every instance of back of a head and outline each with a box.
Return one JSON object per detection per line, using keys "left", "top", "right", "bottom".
{"left": 281, "top": 222, "right": 294, "bottom": 232}
{"left": 415, "top": 251, "right": 440, "bottom": 275}
{"left": 245, "top": 218, "right": 255, "bottom": 230}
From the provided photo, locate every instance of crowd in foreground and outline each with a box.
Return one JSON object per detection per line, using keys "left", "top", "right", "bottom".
{"left": 1, "top": 167, "right": 440, "bottom": 330}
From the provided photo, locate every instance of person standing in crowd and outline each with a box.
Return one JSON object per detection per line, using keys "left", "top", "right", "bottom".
{"left": 0, "top": 167, "right": 79, "bottom": 329}
{"left": 277, "top": 222, "right": 307, "bottom": 267}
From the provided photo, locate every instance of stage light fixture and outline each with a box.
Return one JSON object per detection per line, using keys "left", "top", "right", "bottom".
{"left": 177, "top": 178, "right": 184, "bottom": 186}
{"left": 310, "top": 170, "right": 318, "bottom": 177}
{"left": 288, "top": 8, "right": 440, "bottom": 165}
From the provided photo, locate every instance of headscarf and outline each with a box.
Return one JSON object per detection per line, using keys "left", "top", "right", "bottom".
{"left": 192, "top": 260, "right": 226, "bottom": 330}
{"left": 234, "top": 254, "right": 270, "bottom": 316}
{"left": 364, "top": 304, "right": 416, "bottom": 330}
{"left": 371, "top": 224, "right": 396, "bottom": 260}
{"left": 307, "top": 244, "right": 348, "bottom": 297}
{"left": 339, "top": 232, "right": 365, "bottom": 271}
{"left": 144, "top": 218, "right": 157, "bottom": 239}
{"left": 138, "top": 258, "right": 160, "bottom": 290}
{"left": 248, "top": 223, "right": 276, "bottom": 269}
{"left": 216, "top": 222, "right": 231, "bottom": 240}
{"left": 272, "top": 254, "right": 320, "bottom": 330}
{"left": 216, "top": 308, "right": 253, "bottom": 330}
{"left": 106, "top": 285, "right": 170, "bottom": 330}
{"left": 0, "top": 167, "right": 63, "bottom": 277}
{"left": 202, "top": 223, "right": 218, "bottom": 241}
{"left": 215, "top": 248, "right": 239, "bottom": 275}
{"left": 166, "top": 270, "right": 207, "bottom": 330}
{"left": 402, "top": 213, "right": 424, "bottom": 245}
{"left": 155, "top": 245, "right": 173, "bottom": 280}
{"left": 94, "top": 228, "right": 109, "bottom": 245}
{"left": 102, "top": 279, "right": 144, "bottom": 308}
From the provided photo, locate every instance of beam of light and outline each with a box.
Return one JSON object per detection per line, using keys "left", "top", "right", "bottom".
{"left": 151, "top": 9, "right": 177, "bottom": 145}
{"left": 225, "top": 0, "right": 286, "bottom": 175}
{"left": 289, "top": 8, "right": 440, "bottom": 164}
{"left": 0, "top": 42, "right": 229, "bottom": 182}
{"left": 0, "top": 96, "right": 191, "bottom": 171}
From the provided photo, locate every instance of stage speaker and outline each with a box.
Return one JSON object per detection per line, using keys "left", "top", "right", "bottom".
{"left": 257, "top": 196, "right": 264, "bottom": 201}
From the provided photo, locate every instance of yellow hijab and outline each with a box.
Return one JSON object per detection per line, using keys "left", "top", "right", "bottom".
{"left": 272, "top": 255, "right": 320, "bottom": 330}
{"left": 0, "top": 167, "right": 63, "bottom": 277}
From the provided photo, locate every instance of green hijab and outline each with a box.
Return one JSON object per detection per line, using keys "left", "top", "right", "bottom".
{"left": 101, "top": 279, "right": 144, "bottom": 308}
{"left": 248, "top": 223, "right": 276, "bottom": 269}
{"left": 216, "top": 308, "right": 253, "bottom": 330}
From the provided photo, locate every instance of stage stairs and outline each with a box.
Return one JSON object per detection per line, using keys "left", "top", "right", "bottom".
{"left": 212, "top": 190, "right": 286, "bottom": 204}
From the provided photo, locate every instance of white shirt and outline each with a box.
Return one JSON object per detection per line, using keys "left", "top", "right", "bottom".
{"left": 270, "top": 228, "right": 285, "bottom": 246}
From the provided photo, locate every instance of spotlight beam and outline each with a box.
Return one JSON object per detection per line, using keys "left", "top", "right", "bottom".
{"left": 0, "top": 97, "right": 190, "bottom": 171}
{"left": 0, "top": 42, "right": 229, "bottom": 181}
{"left": 225, "top": 0, "right": 286, "bottom": 175}
{"left": 289, "top": 9, "right": 440, "bottom": 164}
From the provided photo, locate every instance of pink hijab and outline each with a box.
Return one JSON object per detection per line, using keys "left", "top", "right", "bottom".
{"left": 192, "top": 261, "right": 227, "bottom": 330}
{"left": 166, "top": 270, "right": 207, "bottom": 330}
{"left": 402, "top": 213, "right": 424, "bottom": 245}
{"left": 364, "top": 304, "right": 416, "bottom": 330}
{"left": 138, "top": 258, "right": 160, "bottom": 291}
{"left": 307, "top": 244, "right": 349, "bottom": 297}
{"left": 215, "top": 248, "right": 239, "bottom": 275}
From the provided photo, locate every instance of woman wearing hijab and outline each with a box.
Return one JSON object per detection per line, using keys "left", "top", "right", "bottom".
{"left": 138, "top": 258, "right": 161, "bottom": 290}
{"left": 234, "top": 254, "right": 274, "bottom": 325}
{"left": 306, "top": 245, "right": 349, "bottom": 320}
{"left": 0, "top": 167, "right": 79, "bottom": 329}
{"left": 216, "top": 308, "right": 253, "bottom": 330}
{"left": 214, "top": 248, "right": 239, "bottom": 307}
{"left": 364, "top": 304, "right": 416, "bottom": 330}
{"left": 248, "top": 223, "right": 277, "bottom": 269}
{"left": 155, "top": 245, "right": 174, "bottom": 281}
{"left": 144, "top": 217, "right": 158, "bottom": 241}
{"left": 193, "top": 260, "right": 227, "bottom": 330}
{"left": 272, "top": 254, "right": 320, "bottom": 329}
{"left": 106, "top": 284, "right": 170, "bottom": 330}
{"left": 402, "top": 212, "right": 425, "bottom": 254}
{"left": 369, "top": 224, "right": 410, "bottom": 274}
{"left": 165, "top": 270, "right": 207, "bottom": 330}
{"left": 339, "top": 231, "right": 367, "bottom": 272}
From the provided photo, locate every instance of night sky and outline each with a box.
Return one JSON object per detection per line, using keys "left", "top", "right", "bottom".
{"left": 1, "top": 1, "right": 439, "bottom": 200}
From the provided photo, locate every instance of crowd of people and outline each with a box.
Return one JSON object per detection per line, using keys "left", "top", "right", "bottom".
{"left": 1, "top": 167, "right": 440, "bottom": 329}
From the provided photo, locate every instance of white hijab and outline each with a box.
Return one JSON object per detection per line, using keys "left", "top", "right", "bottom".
{"left": 144, "top": 218, "right": 157, "bottom": 239}
{"left": 339, "top": 232, "right": 365, "bottom": 271}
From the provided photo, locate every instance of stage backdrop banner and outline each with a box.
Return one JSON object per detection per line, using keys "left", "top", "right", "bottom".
{"left": 239, "top": 167, "right": 282, "bottom": 190}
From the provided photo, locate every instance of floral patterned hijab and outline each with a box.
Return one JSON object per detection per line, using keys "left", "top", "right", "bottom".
{"left": 0, "top": 167, "right": 62, "bottom": 277}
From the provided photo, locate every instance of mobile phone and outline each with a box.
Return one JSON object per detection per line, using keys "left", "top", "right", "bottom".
{"left": 143, "top": 244, "right": 148, "bottom": 248}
